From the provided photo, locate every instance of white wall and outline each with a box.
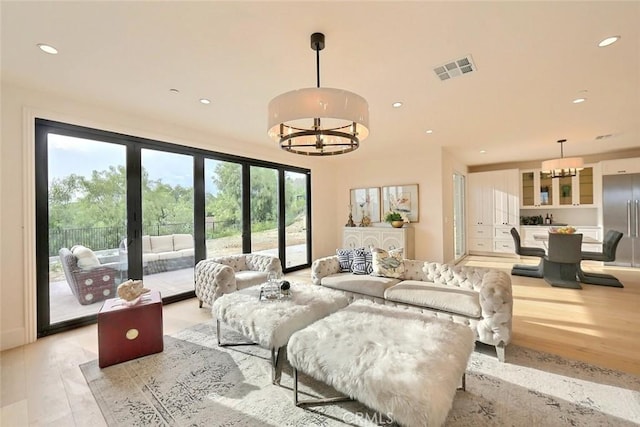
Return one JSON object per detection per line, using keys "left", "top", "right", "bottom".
{"left": 0, "top": 81, "right": 340, "bottom": 350}
{"left": 329, "top": 144, "right": 447, "bottom": 263}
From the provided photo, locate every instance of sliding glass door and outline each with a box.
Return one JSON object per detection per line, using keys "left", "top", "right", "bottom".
{"left": 284, "top": 171, "right": 309, "bottom": 269}
{"left": 39, "top": 130, "right": 128, "bottom": 331}
{"left": 204, "top": 159, "right": 243, "bottom": 258}
{"left": 453, "top": 172, "right": 466, "bottom": 261}
{"left": 36, "top": 119, "right": 312, "bottom": 337}
{"left": 140, "top": 149, "right": 195, "bottom": 298}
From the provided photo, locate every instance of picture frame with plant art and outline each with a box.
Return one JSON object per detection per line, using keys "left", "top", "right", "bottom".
{"left": 382, "top": 184, "right": 419, "bottom": 222}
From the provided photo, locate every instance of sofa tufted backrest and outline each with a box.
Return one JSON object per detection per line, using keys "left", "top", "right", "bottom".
{"left": 423, "top": 262, "right": 488, "bottom": 291}
{"left": 213, "top": 254, "right": 248, "bottom": 272}
{"left": 402, "top": 259, "right": 427, "bottom": 281}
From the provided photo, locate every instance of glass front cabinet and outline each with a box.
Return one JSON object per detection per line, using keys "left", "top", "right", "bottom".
{"left": 520, "top": 166, "right": 595, "bottom": 208}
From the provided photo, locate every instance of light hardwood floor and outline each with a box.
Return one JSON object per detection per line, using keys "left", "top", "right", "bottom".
{"left": 1, "top": 257, "right": 639, "bottom": 425}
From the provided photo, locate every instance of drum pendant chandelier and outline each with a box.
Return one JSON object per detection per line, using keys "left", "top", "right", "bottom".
{"left": 541, "top": 139, "right": 584, "bottom": 178}
{"left": 267, "top": 33, "right": 369, "bottom": 156}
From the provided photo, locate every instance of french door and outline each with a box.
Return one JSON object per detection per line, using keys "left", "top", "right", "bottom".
{"left": 35, "top": 119, "right": 312, "bottom": 337}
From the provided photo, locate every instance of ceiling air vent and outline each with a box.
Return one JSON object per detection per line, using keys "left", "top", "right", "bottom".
{"left": 433, "top": 55, "right": 476, "bottom": 81}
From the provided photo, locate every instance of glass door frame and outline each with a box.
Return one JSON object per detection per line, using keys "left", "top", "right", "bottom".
{"left": 35, "top": 119, "right": 312, "bottom": 337}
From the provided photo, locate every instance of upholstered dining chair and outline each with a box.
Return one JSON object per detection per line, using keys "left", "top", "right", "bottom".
{"left": 510, "top": 227, "right": 546, "bottom": 278}
{"left": 543, "top": 233, "right": 583, "bottom": 288}
{"left": 577, "top": 229, "right": 624, "bottom": 288}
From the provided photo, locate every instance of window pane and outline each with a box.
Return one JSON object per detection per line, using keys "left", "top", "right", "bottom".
{"left": 250, "top": 166, "right": 278, "bottom": 256}
{"left": 284, "top": 171, "right": 308, "bottom": 268}
{"left": 48, "top": 134, "right": 126, "bottom": 323}
{"left": 205, "top": 159, "right": 243, "bottom": 257}
{"left": 141, "top": 149, "right": 194, "bottom": 297}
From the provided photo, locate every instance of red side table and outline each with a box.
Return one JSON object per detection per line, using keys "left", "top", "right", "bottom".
{"left": 97, "top": 290, "right": 164, "bottom": 368}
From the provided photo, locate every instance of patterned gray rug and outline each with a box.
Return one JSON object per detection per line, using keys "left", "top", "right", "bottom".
{"left": 80, "top": 322, "right": 640, "bottom": 426}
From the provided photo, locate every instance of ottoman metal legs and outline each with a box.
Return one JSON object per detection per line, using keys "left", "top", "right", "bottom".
{"left": 216, "top": 319, "right": 286, "bottom": 385}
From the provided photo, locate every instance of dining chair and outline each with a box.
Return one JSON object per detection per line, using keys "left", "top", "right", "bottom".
{"left": 510, "top": 227, "right": 546, "bottom": 278}
{"left": 577, "top": 229, "right": 624, "bottom": 288}
{"left": 543, "top": 233, "right": 583, "bottom": 289}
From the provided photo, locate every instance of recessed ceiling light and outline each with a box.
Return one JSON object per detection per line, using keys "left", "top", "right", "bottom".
{"left": 572, "top": 97, "right": 587, "bottom": 104}
{"left": 392, "top": 102, "right": 403, "bottom": 108}
{"left": 480, "top": 150, "right": 486, "bottom": 154}
{"left": 37, "top": 43, "right": 58, "bottom": 54}
{"left": 598, "top": 36, "right": 620, "bottom": 47}
{"left": 169, "top": 88, "right": 180, "bottom": 94}
{"left": 199, "top": 98, "right": 211, "bottom": 105}
{"left": 425, "top": 129, "right": 433, "bottom": 134}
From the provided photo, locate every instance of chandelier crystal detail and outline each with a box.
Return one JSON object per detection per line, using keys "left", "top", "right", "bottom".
{"left": 541, "top": 139, "right": 584, "bottom": 178}
{"left": 268, "top": 33, "right": 369, "bottom": 156}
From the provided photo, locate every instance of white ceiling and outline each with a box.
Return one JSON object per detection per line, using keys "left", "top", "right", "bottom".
{"left": 2, "top": 1, "right": 639, "bottom": 166}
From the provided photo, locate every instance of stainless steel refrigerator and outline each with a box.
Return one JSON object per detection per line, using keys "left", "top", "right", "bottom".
{"left": 602, "top": 173, "right": 640, "bottom": 267}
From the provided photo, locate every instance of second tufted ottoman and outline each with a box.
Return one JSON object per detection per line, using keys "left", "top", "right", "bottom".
{"left": 287, "top": 300, "right": 475, "bottom": 427}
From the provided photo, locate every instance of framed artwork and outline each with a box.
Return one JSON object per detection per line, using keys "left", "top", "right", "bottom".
{"left": 382, "top": 184, "right": 419, "bottom": 222}
{"left": 350, "top": 187, "right": 381, "bottom": 223}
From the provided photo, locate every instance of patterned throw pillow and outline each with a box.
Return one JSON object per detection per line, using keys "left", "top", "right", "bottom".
{"left": 371, "top": 247, "right": 405, "bottom": 278}
{"left": 352, "top": 248, "right": 373, "bottom": 275}
{"left": 336, "top": 248, "right": 355, "bottom": 273}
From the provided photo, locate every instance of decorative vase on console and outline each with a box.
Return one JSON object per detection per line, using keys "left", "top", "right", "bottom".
{"left": 384, "top": 211, "right": 408, "bottom": 228}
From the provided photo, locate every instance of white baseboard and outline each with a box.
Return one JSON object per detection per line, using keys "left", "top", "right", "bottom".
{"left": 0, "top": 327, "right": 26, "bottom": 351}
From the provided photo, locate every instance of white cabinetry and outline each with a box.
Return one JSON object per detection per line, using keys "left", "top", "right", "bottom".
{"left": 520, "top": 166, "right": 597, "bottom": 208}
{"left": 468, "top": 169, "right": 519, "bottom": 254}
{"left": 467, "top": 171, "right": 494, "bottom": 226}
{"left": 601, "top": 157, "right": 640, "bottom": 175}
{"left": 342, "top": 227, "right": 414, "bottom": 259}
{"left": 494, "top": 169, "right": 520, "bottom": 226}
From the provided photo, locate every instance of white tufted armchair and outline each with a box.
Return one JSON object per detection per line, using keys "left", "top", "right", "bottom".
{"left": 194, "top": 253, "right": 283, "bottom": 308}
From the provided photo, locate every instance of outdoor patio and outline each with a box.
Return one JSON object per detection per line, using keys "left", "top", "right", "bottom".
{"left": 50, "top": 267, "right": 195, "bottom": 324}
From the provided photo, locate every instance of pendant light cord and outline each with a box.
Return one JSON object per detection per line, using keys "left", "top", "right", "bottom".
{"left": 316, "top": 47, "right": 320, "bottom": 88}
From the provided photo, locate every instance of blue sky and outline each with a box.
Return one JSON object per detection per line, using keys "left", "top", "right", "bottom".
{"left": 47, "top": 134, "right": 215, "bottom": 191}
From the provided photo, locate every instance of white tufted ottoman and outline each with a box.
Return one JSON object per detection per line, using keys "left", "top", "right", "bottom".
{"left": 287, "top": 300, "right": 475, "bottom": 427}
{"left": 212, "top": 283, "right": 349, "bottom": 384}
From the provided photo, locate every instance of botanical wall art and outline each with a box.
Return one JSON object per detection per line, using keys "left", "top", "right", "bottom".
{"left": 382, "top": 184, "right": 419, "bottom": 222}
{"left": 350, "top": 187, "right": 381, "bottom": 224}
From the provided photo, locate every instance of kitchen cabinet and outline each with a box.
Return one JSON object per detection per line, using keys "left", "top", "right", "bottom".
{"left": 467, "top": 171, "right": 494, "bottom": 226}
{"left": 494, "top": 169, "right": 520, "bottom": 226}
{"left": 343, "top": 227, "right": 414, "bottom": 259}
{"left": 468, "top": 169, "right": 519, "bottom": 254}
{"left": 520, "top": 166, "right": 596, "bottom": 208}
{"left": 601, "top": 157, "right": 640, "bottom": 176}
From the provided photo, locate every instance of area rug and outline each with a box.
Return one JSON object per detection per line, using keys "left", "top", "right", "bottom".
{"left": 80, "top": 322, "right": 640, "bottom": 426}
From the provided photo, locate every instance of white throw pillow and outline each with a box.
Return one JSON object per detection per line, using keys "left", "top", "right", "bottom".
{"left": 150, "top": 235, "right": 174, "bottom": 253}
{"left": 71, "top": 245, "right": 101, "bottom": 270}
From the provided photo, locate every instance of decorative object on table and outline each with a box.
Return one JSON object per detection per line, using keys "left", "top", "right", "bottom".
{"left": 267, "top": 32, "right": 369, "bottom": 156}
{"left": 345, "top": 205, "right": 356, "bottom": 227}
{"left": 358, "top": 214, "right": 372, "bottom": 227}
{"left": 117, "top": 279, "right": 150, "bottom": 306}
{"left": 280, "top": 280, "right": 291, "bottom": 297}
{"left": 550, "top": 226, "right": 576, "bottom": 234}
{"left": 349, "top": 187, "right": 381, "bottom": 223}
{"left": 384, "top": 211, "right": 409, "bottom": 228}
{"left": 382, "top": 184, "right": 419, "bottom": 222}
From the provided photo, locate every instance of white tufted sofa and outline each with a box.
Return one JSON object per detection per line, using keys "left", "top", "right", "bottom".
{"left": 311, "top": 257, "right": 513, "bottom": 361}
{"left": 194, "top": 254, "right": 283, "bottom": 308}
